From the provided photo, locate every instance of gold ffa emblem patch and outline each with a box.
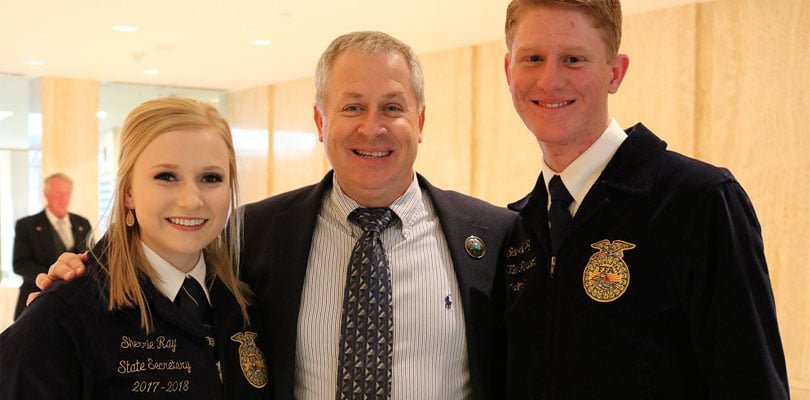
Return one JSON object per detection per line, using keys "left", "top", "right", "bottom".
{"left": 583, "top": 239, "right": 635, "bottom": 302}
{"left": 231, "top": 331, "right": 269, "bottom": 389}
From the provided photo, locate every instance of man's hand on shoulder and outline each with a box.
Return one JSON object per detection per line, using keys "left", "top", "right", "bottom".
{"left": 28, "top": 252, "right": 89, "bottom": 304}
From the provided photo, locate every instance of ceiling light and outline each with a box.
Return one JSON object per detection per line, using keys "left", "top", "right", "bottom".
{"left": 249, "top": 39, "right": 273, "bottom": 46}
{"left": 96, "top": 110, "right": 108, "bottom": 119}
{"left": 142, "top": 69, "right": 160, "bottom": 75}
{"left": 0, "top": 111, "right": 13, "bottom": 121}
{"left": 24, "top": 60, "right": 44, "bottom": 66}
{"left": 113, "top": 25, "right": 139, "bottom": 33}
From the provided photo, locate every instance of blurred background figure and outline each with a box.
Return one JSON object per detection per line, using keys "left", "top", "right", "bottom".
{"left": 12, "top": 173, "right": 91, "bottom": 319}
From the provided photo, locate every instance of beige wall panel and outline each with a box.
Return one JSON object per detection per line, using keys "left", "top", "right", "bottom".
{"left": 227, "top": 87, "right": 271, "bottom": 205}
{"left": 416, "top": 48, "right": 474, "bottom": 194}
{"left": 472, "top": 41, "right": 542, "bottom": 206}
{"left": 614, "top": 5, "right": 697, "bottom": 156}
{"left": 40, "top": 77, "right": 99, "bottom": 228}
{"left": 273, "top": 77, "right": 318, "bottom": 133}
{"left": 798, "top": 384, "right": 810, "bottom": 400}
{"left": 271, "top": 77, "right": 328, "bottom": 195}
{"left": 697, "top": 0, "right": 810, "bottom": 396}
{"left": 227, "top": 86, "right": 271, "bottom": 130}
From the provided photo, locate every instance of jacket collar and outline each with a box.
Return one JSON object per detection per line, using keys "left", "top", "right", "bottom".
{"left": 509, "top": 123, "right": 667, "bottom": 214}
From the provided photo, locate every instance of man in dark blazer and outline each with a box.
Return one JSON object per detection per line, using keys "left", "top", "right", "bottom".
{"left": 241, "top": 171, "right": 514, "bottom": 400}
{"left": 237, "top": 32, "right": 515, "bottom": 400}
{"left": 500, "top": 1, "right": 788, "bottom": 398}
{"left": 12, "top": 173, "right": 91, "bottom": 319}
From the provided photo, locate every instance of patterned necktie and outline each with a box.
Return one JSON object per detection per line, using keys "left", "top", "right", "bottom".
{"left": 548, "top": 175, "right": 574, "bottom": 254}
{"left": 55, "top": 218, "right": 74, "bottom": 250}
{"left": 175, "top": 277, "right": 213, "bottom": 329}
{"left": 336, "top": 207, "right": 397, "bottom": 400}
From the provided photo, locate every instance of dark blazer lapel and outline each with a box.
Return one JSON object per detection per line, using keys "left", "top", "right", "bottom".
{"left": 512, "top": 173, "right": 553, "bottom": 258}
{"left": 264, "top": 172, "right": 333, "bottom": 397}
{"left": 419, "top": 175, "right": 492, "bottom": 296}
{"left": 418, "top": 174, "right": 503, "bottom": 400}
{"left": 33, "top": 211, "right": 58, "bottom": 262}
{"left": 571, "top": 125, "right": 664, "bottom": 235}
{"left": 209, "top": 278, "right": 243, "bottom": 341}
{"left": 68, "top": 213, "right": 90, "bottom": 246}
{"left": 269, "top": 171, "right": 331, "bottom": 323}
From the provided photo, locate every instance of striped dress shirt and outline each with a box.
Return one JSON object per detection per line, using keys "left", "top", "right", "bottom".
{"left": 295, "top": 174, "right": 471, "bottom": 399}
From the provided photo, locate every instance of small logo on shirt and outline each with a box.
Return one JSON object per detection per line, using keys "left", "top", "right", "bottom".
{"left": 583, "top": 240, "right": 635, "bottom": 302}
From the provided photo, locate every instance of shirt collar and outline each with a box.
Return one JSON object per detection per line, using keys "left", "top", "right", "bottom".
{"left": 327, "top": 172, "right": 426, "bottom": 239}
{"left": 541, "top": 118, "right": 627, "bottom": 216}
{"left": 141, "top": 242, "right": 210, "bottom": 304}
{"left": 45, "top": 208, "right": 71, "bottom": 228}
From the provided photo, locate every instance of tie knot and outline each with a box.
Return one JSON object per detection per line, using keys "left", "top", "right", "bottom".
{"left": 349, "top": 207, "right": 396, "bottom": 233}
{"left": 548, "top": 175, "right": 573, "bottom": 206}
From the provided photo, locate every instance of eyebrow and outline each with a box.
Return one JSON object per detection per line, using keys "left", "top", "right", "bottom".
{"left": 337, "top": 91, "right": 407, "bottom": 101}
{"left": 514, "top": 44, "right": 591, "bottom": 54}
{"left": 149, "top": 163, "right": 226, "bottom": 171}
{"left": 380, "top": 92, "right": 406, "bottom": 101}
{"left": 149, "top": 163, "right": 180, "bottom": 170}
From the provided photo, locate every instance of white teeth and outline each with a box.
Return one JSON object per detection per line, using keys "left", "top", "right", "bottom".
{"left": 539, "top": 101, "right": 571, "bottom": 108}
{"left": 168, "top": 218, "right": 205, "bottom": 227}
{"left": 354, "top": 150, "right": 391, "bottom": 158}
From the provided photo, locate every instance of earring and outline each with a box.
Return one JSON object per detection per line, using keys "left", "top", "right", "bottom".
{"left": 125, "top": 210, "right": 135, "bottom": 227}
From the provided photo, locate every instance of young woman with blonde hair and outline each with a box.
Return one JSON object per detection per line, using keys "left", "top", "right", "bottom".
{"left": 1, "top": 97, "right": 269, "bottom": 399}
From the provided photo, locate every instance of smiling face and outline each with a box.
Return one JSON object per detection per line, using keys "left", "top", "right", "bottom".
{"left": 505, "top": 5, "right": 628, "bottom": 171}
{"left": 125, "top": 128, "right": 231, "bottom": 272}
{"left": 315, "top": 49, "right": 425, "bottom": 207}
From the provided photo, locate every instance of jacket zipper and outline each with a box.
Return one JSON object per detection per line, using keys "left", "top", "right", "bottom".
{"left": 550, "top": 255, "right": 557, "bottom": 278}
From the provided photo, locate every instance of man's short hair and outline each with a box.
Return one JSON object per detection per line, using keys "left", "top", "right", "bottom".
{"left": 315, "top": 31, "right": 425, "bottom": 111}
{"left": 44, "top": 173, "right": 73, "bottom": 190}
{"left": 505, "top": 0, "right": 623, "bottom": 57}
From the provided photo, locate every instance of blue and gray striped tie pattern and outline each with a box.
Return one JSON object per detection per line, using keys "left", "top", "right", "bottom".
{"left": 336, "top": 207, "right": 397, "bottom": 400}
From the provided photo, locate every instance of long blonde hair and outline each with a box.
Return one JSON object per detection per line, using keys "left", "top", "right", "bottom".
{"left": 97, "top": 97, "right": 249, "bottom": 332}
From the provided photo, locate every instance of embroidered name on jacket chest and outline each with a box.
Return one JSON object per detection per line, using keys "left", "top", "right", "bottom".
{"left": 506, "top": 238, "right": 637, "bottom": 303}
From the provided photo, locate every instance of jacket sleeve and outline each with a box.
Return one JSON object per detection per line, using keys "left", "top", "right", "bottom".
{"left": 683, "top": 180, "right": 789, "bottom": 398}
{"left": 12, "top": 219, "right": 47, "bottom": 282}
{"left": 0, "top": 292, "right": 87, "bottom": 399}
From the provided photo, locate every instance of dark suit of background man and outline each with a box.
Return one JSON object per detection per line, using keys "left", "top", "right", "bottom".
{"left": 12, "top": 173, "right": 90, "bottom": 319}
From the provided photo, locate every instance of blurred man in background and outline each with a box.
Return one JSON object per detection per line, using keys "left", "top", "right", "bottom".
{"left": 12, "top": 173, "right": 90, "bottom": 319}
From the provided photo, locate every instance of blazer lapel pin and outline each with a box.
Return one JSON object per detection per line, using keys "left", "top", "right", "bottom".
{"left": 464, "top": 236, "right": 486, "bottom": 259}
